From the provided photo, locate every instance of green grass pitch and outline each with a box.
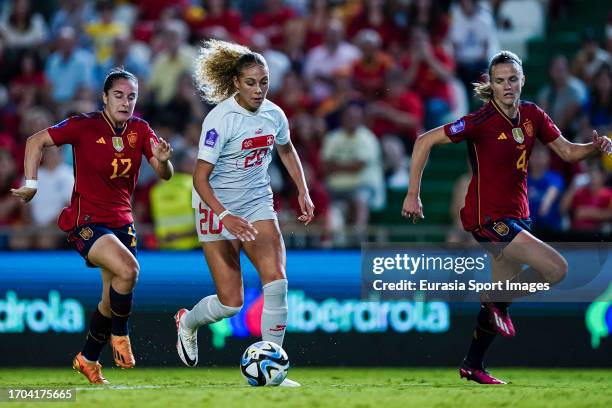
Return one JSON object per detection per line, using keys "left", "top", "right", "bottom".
{"left": 1, "top": 368, "right": 611, "bottom": 407}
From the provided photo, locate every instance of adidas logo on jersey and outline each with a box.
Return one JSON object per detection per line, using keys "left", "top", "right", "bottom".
{"left": 497, "top": 133, "right": 507, "bottom": 140}
{"left": 96, "top": 137, "right": 106, "bottom": 144}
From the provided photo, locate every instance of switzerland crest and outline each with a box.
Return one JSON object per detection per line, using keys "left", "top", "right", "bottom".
{"left": 112, "top": 136, "right": 124, "bottom": 152}
{"left": 127, "top": 132, "right": 138, "bottom": 148}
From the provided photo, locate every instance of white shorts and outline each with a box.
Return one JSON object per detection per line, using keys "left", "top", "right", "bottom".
{"left": 194, "top": 199, "right": 277, "bottom": 242}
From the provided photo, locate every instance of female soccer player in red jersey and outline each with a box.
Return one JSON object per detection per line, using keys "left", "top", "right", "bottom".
{"left": 12, "top": 68, "right": 174, "bottom": 384}
{"left": 401, "top": 51, "right": 612, "bottom": 384}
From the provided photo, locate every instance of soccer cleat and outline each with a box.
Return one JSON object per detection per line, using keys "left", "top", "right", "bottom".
{"left": 481, "top": 301, "right": 516, "bottom": 337}
{"left": 175, "top": 308, "right": 198, "bottom": 367}
{"left": 110, "top": 335, "right": 135, "bottom": 368}
{"left": 459, "top": 361, "right": 506, "bottom": 384}
{"left": 72, "top": 353, "right": 109, "bottom": 385}
{"left": 279, "top": 378, "right": 301, "bottom": 387}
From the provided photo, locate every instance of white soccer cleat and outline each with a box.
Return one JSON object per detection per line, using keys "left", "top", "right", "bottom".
{"left": 279, "top": 378, "right": 301, "bottom": 387}
{"left": 174, "top": 308, "right": 198, "bottom": 367}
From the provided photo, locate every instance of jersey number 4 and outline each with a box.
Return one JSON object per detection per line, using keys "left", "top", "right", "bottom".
{"left": 516, "top": 150, "right": 527, "bottom": 172}
{"left": 199, "top": 203, "right": 223, "bottom": 235}
{"left": 110, "top": 158, "right": 132, "bottom": 179}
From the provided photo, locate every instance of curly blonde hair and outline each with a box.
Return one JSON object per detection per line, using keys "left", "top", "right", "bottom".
{"left": 193, "top": 39, "right": 267, "bottom": 105}
{"left": 473, "top": 50, "right": 523, "bottom": 103}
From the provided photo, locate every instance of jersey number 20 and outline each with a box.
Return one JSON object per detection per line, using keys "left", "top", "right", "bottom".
{"left": 244, "top": 148, "right": 269, "bottom": 168}
{"left": 199, "top": 203, "right": 223, "bottom": 234}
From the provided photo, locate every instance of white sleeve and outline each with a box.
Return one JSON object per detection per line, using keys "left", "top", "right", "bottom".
{"left": 275, "top": 109, "right": 290, "bottom": 145}
{"left": 197, "top": 112, "right": 228, "bottom": 164}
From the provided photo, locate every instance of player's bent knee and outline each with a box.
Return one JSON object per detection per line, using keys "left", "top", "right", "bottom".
{"left": 115, "top": 262, "right": 140, "bottom": 284}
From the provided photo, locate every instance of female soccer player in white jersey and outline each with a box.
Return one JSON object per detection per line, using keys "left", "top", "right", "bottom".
{"left": 174, "top": 40, "right": 314, "bottom": 387}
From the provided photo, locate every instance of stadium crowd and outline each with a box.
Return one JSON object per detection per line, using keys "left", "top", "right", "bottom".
{"left": 0, "top": 0, "right": 611, "bottom": 249}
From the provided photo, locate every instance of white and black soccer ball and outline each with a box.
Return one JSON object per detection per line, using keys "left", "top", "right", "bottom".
{"left": 240, "top": 341, "right": 289, "bottom": 386}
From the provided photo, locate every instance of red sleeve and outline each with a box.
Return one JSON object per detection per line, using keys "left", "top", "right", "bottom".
{"left": 443, "top": 114, "right": 475, "bottom": 143}
{"left": 142, "top": 121, "right": 159, "bottom": 161}
{"left": 535, "top": 104, "right": 561, "bottom": 144}
{"left": 47, "top": 116, "right": 82, "bottom": 146}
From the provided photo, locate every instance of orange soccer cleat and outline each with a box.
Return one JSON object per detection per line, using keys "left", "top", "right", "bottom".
{"left": 110, "top": 335, "right": 136, "bottom": 368}
{"left": 72, "top": 353, "right": 109, "bottom": 385}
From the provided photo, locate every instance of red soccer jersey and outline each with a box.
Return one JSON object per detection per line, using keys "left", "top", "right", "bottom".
{"left": 48, "top": 111, "right": 157, "bottom": 231}
{"left": 443, "top": 100, "right": 561, "bottom": 231}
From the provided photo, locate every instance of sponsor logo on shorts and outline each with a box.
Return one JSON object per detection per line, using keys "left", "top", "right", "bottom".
{"left": 79, "top": 227, "right": 94, "bottom": 241}
{"left": 449, "top": 119, "right": 465, "bottom": 134}
{"left": 205, "top": 129, "right": 218, "bottom": 147}
{"left": 493, "top": 222, "right": 509, "bottom": 236}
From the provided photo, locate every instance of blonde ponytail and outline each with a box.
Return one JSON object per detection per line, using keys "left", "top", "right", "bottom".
{"left": 193, "top": 39, "right": 253, "bottom": 104}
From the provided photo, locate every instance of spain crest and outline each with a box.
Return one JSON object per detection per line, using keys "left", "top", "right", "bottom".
{"left": 112, "top": 136, "right": 124, "bottom": 152}
{"left": 79, "top": 227, "right": 94, "bottom": 240}
{"left": 524, "top": 120, "right": 533, "bottom": 138}
{"left": 512, "top": 127, "right": 524, "bottom": 144}
{"left": 493, "top": 222, "right": 510, "bottom": 236}
{"left": 127, "top": 132, "right": 138, "bottom": 148}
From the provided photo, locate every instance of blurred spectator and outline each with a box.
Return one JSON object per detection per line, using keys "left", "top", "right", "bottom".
{"left": 96, "top": 34, "right": 151, "bottom": 87}
{"left": 250, "top": 0, "right": 298, "bottom": 48}
{"left": 147, "top": 19, "right": 194, "bottom": 107}
{"left": 272, "top": 70, "right": 313, "bottom": 120}
{"left": 571, "top": 30, "right": 610, "bottom": 86}
{"left": 537, "top": 55, "right": 586, "bottom": 139}
{"left": 84, "top": 0, "right": 128, "bottom": 64}
{"left": 0, "top": 147, "right": 27, "bottom": 249}
{"left": 346, "top": 0, "right": 404, "bottom": 48}
{"left": 9, "top": 50, "right": 48, "bottom": 112}
{"left": 155, "top": 71, "right": 206, "bottom": 136}
{"left": 321, "top": 104, "right": 385, "bottom": 234}
{"left": 134, "top": 0, "right": 188, "bottom": 22}
{"left": 150, "top": 147, "right": 198, "bottom": 249}
{"left": 185, "top": 0, "right": 242, "bottom": 42}
{"left": 351, "top": 29, "right": 395, "bottom": 99}
{"left": 290, "top": 112, "right": 325, "bottom": 177}
{"left": 315, "top": 73, "right": 361, "bottom": 131}
{"left": 581, "top": 64, "right": 612, "bottom": 137}
{"left": 406, "top": 0, "right": 450, "bottom": 43}
{"left": 367, "top": 70, "right": 423, "bottom": 150}
{"left": 0, "top": 0, "right": 48, "bottom": 52}
{"left": 527, "top": 143, "right": 565, "bottom": 231}
{"left": 402, "top": 27, "right": 454, "bottom": 129}
{"left": 28, "top": 146, "right": 73, "bottom": 249}
{"left": 302, "top": 0, "right": 336, "bottom": 50}
{"left": 561, "top": 162, "right": 612, "bottom": 231}
{"left": 49, "top": 0, "right": 96, "bottom": 47}
{"left": 381, "top": 135, "right": 409, "bottom": 191}
{"left": 449, "top": 0, "right": 499, "bottom": 94}
{"left": 303, "top": 18, "right": 361, "bottom": 102}
{"left": 249, "top": 32, "right": 291, "bottom": 95}
{"left": 44, "top": 25, "right": 95, "bottom": 105}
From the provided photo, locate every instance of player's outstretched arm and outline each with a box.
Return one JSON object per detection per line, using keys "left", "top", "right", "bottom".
{"left": 11, "top": 129, "right": 55, "bottom": 203}
{"left": 548, "top": 130, "right": 612, "bottom": 163}
{"left": 401, "top": 126, "right": 452, "bottom": 223}
{"left": 276, "top": 141, "right": 315, "bottom": 225}
{"left": 193, "top": 159, "right": 258, "bottom": 241}
{"left": 149, "top": 137, "right": 174, "bottom": 180}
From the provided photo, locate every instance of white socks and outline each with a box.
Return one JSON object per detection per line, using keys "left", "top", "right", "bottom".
{"left": 261, "top": 279, "right": 288, "bottom": 346}
{"left": 183, "top": 295, "right": 242, "bottom": 330}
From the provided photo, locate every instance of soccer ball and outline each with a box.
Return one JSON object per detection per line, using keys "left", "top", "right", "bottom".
{"left": 240, "top": 341, "right": 289, "bottom": 386}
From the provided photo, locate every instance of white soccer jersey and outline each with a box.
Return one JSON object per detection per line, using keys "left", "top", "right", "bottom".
{"left": 192, "top": 96, "right": 290, "bottom": 210}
